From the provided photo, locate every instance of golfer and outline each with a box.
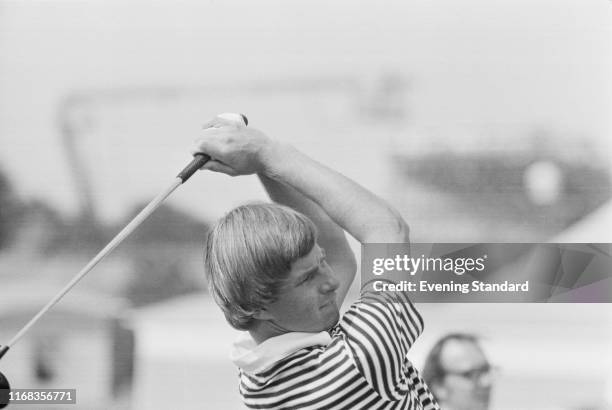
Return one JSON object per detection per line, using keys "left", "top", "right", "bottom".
{"left": 195, "top": 116, "right": 439, "bottom": 409}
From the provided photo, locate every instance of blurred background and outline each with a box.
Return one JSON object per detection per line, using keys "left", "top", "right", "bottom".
{"left": 0, "top": 0, "right": 610, "bottom": 408}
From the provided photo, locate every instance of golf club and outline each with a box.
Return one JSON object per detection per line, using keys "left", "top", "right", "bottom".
{"left": 0, "top": 112, "right": 248, "bottom": 408}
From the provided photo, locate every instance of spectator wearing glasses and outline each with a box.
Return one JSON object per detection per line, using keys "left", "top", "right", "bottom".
{"left": 422, "top": 333, "right": 495, "bottom": 410}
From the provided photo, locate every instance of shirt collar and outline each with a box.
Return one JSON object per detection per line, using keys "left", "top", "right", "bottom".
{"left": 230, "top": 331, "right": 332, "bottom": 374}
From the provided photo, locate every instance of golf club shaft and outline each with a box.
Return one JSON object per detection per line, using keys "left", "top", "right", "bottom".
{"left": 4, "top": 154, "right": 210, "bottom": 351}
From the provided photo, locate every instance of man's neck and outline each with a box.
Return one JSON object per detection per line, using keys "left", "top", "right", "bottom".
{"left": 249, "top": 320, "right": 291, "bottom": 344}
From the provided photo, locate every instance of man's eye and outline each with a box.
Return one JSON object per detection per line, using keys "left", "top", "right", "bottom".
{"left": 301, "top": 271, "right": 316, "bottom": 284}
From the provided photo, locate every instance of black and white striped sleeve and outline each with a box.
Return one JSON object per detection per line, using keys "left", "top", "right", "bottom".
{"left": 339, "top": 289, "right": 424, "bottom": 401}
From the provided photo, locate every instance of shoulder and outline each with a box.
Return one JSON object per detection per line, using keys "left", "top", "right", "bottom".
{"left": 338, "top": 289, "right": 424, "bottom": 333}
{"left": 337, "top": 289, "right": 425, "bottom": 371}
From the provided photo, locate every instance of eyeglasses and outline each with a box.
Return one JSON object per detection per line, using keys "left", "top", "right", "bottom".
{"left": 444, "top": 364, "right": 499, "bottom": 384}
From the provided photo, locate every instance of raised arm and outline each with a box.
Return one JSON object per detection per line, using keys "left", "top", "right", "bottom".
{"left": 260, "top": 142, "right": 409, "bottom": 244}
{"left": 194, "top": 119, "right": 410, "bottom": 245}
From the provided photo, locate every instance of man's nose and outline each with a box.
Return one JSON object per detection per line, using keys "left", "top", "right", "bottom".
{"left": 320, "top": 269, "right": 340, "bottom": 293}
{"left": 477, "top": 370, "right": 494, "bottom": 388}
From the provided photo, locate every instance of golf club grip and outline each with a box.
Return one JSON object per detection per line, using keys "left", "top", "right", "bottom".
{"left": 177, "top": 113, "right": 248, "bottom": 182}
{"left": 177, "top": 153, "right": 210, "bottom": 182}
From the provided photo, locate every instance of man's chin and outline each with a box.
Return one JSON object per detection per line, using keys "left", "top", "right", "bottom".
{"left": 324, "top": 309, "right": 340, "bottom": 330}
{"left": 469, "top": 395, "right": 491, "bottom": 410}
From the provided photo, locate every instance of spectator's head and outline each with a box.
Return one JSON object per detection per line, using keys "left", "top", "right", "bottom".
{"left": 204, "top": 202, "right": 339, "bottom": 333}
{"left": 422, "top": 333, "right": 494, "bottom": 410}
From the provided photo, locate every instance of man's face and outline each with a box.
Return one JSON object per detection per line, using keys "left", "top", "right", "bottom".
{"left": 435, "top": 339, "right": 493, "bottom": 410}
{"left": 262, "top": 245, "right": 341, "bottom": 333}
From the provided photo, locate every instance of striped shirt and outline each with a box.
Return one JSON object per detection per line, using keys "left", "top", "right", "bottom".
{"left": 230, "top": 290, "right": 439, "bottom": 409}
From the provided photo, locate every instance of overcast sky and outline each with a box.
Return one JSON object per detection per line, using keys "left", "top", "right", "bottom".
{"left": 0, "top": 0, "right": 610, "bottom": 221}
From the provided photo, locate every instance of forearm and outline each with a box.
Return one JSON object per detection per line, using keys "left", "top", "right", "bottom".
{"left": 260, "top": 142, "right": 409, "bottom": 244}
{"left": 258, "top": 174, "right": 346, "bottom": 246}
{"left": 193, "top": 121, "right": 409, "bottom": 243}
